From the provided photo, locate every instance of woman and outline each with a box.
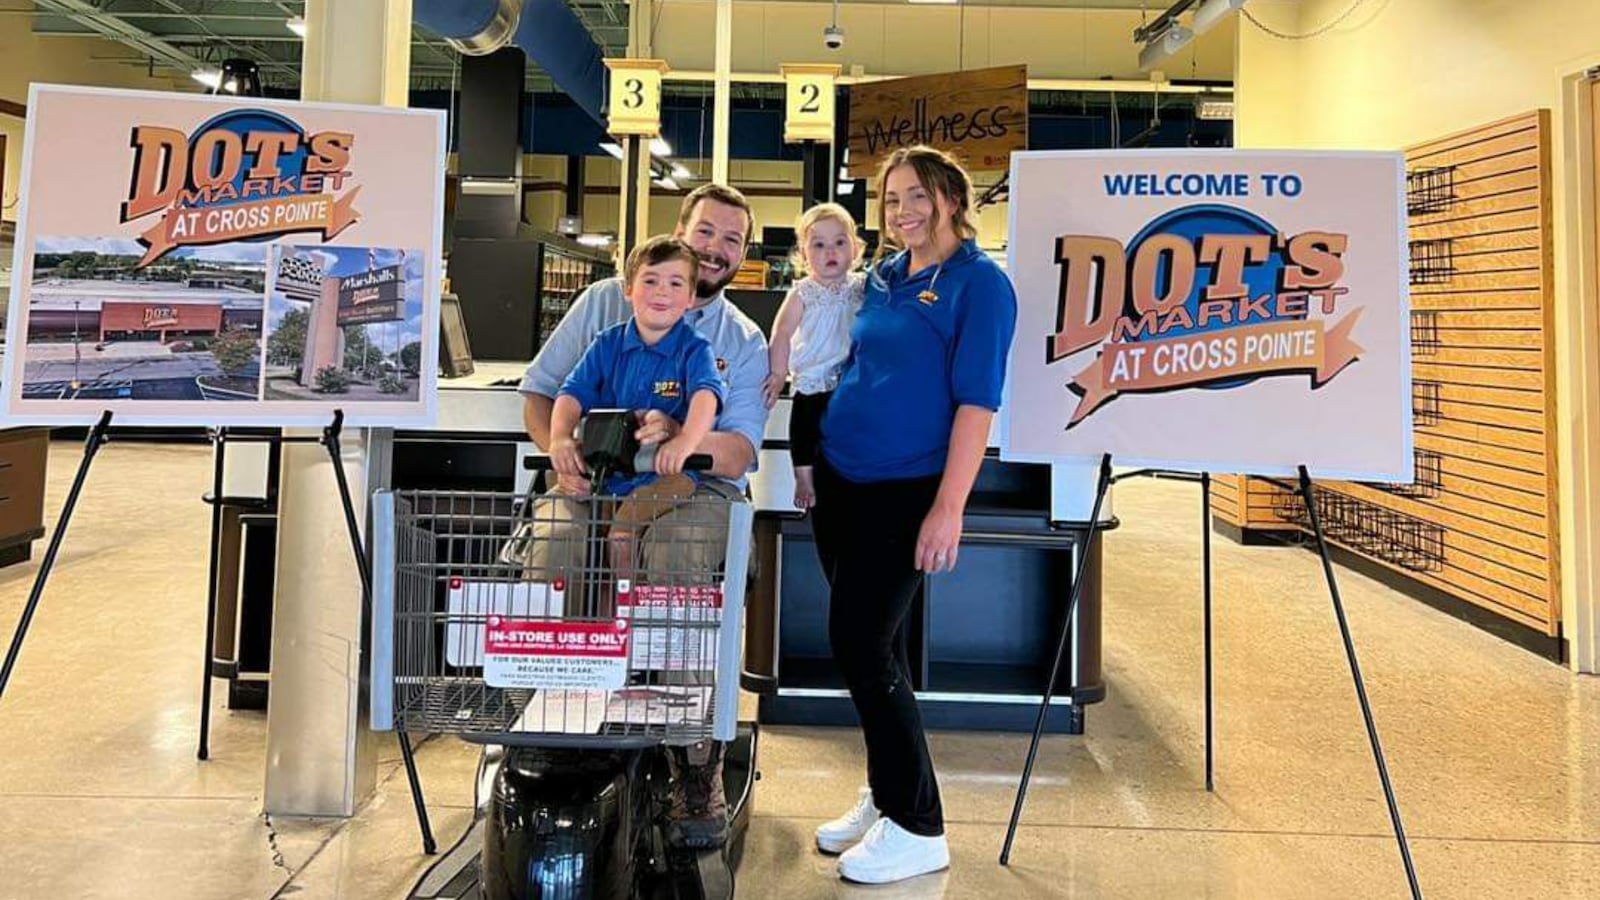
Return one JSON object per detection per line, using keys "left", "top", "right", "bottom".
{"left": 808, "top": 145, "right": 1019, "bottom": 884}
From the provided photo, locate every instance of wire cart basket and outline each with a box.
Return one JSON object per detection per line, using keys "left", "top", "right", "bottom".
{"left": 371, "top": 489, "right": 753, "bottom": 749}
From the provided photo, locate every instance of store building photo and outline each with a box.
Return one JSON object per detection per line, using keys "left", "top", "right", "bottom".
{"left": 0, "top": 1, "right": 1598, "bottom": 899}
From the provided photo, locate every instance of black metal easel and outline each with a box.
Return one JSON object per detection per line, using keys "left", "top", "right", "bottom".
{"left": 999, "top": 458, "right": 1421, "bottom": 900}
{"left": 0, "top": 411, "right": 114, "bottom": 701}
{"left": 0, "top": 409, "right": 437, "bottom": 856}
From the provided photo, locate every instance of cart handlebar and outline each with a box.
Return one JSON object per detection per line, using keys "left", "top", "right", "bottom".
{"left": 522, "top": 449, "right": 714, "bottom": 474}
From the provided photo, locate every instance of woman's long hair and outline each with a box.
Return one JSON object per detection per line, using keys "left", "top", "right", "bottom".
{"left": 870, "top": 145, "right": 979, "bottom": 283}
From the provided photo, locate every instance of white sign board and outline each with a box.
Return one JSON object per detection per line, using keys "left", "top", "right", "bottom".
{"left": 3, "top": 85, "right": 446, "bottom": 427}
{"left": 1001, "top": 150, "right": 1411, "bottom": 481}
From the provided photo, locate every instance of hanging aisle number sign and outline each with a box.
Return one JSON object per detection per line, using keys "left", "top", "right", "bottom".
{"left": 782, "top": 63, "right": 840, "bottom": 143}
{"left": 605, "top": 58, "right": 669, "bottom": 137}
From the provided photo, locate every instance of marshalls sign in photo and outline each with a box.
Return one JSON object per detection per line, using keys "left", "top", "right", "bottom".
{"left": 1001, "top": 150, "right": 1411, "bottom": 481}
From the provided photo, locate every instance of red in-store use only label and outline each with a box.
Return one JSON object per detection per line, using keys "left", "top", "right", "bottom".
{"left": 483, "top": 616, "right": 629, "bottom": 690}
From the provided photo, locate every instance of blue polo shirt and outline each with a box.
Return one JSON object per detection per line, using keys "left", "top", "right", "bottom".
{"left": 560, "top": 318, "right": 725, "bottom": 495}
{"left": 521, "top": 277, "right": 770, "bottom": 491}
{"left": 821, "top": 240, "right": 1018, "bottom": 482}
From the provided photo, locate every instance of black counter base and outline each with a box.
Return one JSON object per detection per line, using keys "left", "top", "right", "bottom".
{"left": 759, "top": 693, "right": 1086, "bottom": 735}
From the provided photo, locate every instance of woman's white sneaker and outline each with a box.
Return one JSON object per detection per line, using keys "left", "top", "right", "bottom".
{"left": 836, "top": 818, "right": 950, "bottom": 884}
{"left": 815, "top": 787, "right": 879, "bottom": 854}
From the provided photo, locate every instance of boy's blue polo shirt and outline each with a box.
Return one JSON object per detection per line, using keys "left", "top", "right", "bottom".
{"left": 559, "top": 318, "right": 725, "bottom": 495}
{"left": 821, "top": 239, "right": 1018, "bottom": 483}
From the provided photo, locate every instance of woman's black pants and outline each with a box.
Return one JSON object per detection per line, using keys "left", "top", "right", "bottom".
{"left": 810, "top": 457, "right": 944, "bottom": 837}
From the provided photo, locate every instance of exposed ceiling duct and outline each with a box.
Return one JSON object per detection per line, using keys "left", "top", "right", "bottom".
{"left": 413, "top": 0, "right": 608, "bottom": 123}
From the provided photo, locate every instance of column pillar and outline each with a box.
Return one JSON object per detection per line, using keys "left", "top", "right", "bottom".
{"left": 712, "top": 0, "right": 732, "bottom": 186}
{"left": 262, "top": 0, "right": 410, "bottom": 818}
{"left": 622, "top": 0, "right": 654, "bottom": 245}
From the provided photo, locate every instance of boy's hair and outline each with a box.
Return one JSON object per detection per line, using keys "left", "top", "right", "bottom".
{"left": 871, "top": 145, "right": 978, "bottom": 273}
{"left": 677, "top": 183, "right": 756, "bottom": 240}
{"left": 623, "top": 235, "right": 699, "bottom": 286}
{"left": 792, "top": 202, "right": 864, "bottom": 276}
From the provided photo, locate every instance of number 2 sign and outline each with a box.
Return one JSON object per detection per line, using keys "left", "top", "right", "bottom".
{"left": 604, "top": 58, "right": 669, "bottom": 137}
{"left": 782, "top": 64, "right": 840, "bottom": 144}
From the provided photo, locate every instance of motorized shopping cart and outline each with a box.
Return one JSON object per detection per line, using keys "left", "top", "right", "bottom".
{"left": 370, "top": 463, "right": 758, "bottom": 900}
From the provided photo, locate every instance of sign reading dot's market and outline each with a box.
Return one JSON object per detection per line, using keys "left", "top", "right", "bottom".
{"left": 121, "top": 110, "right": 362, "bottom": 266}
{"left": 1001, "top": 151, "right": 1411, "bottom": 482}
{"left": 2, "top": 84, "right": 445, "bottom": 428}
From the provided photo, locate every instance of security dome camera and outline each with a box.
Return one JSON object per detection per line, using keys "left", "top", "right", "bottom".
{"left": 823, "top": 25, "right": 844, "bottom": 50}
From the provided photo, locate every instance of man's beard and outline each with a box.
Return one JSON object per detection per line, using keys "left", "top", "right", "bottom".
{"left": 694, "top": 251, "right": 738, "bottom": 299}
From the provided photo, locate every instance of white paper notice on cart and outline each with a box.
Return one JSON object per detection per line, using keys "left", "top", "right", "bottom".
{"left": 482, "top": 616, "right": 630, "bottom": 691}
{"left": 615, "top": 580, "right": 723, "bottom": 672}
{"left": 446, "top": 578, "right": 564, "bottom": 667}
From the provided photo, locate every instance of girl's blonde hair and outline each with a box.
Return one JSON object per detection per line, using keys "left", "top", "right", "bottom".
{"left": 871, "top": 145, "right": 978, "bottom": 274}
{"left": 791, "top": 202, "right": 864, "bottom": 276}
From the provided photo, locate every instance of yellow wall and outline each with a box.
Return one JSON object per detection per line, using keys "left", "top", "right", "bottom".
{"left": 0, "top": 24, "right": 188, "bottom": 222}
{"left": 1234, "top": 0, "right": 1600, "bottom": 669}
{"left": 653, "top": 0, "right": 1235, "bottom": 82}
{"left": 1237, "top": 0, "right": 1599, "bottom": 150}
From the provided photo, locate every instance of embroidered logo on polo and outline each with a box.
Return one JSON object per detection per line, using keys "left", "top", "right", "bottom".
{"left": 654, "top": 380, "right": 683, "bottom": 399}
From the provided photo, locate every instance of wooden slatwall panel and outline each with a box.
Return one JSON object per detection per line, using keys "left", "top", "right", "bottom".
{"left": 1211, "top": 475, "right": 1298, "bottom": 531}
{"left": 1224, "top": 112, "right": 1560, "bottom": 635}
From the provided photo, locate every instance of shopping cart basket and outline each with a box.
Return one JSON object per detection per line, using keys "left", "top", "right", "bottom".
{"left": 370, "top": 487, "right": 753, "bottom": 750}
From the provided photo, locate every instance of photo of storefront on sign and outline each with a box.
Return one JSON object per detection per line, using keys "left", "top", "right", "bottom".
{"left": 263, "top": 245, "right": 425, "bottom": 403}
{"left": 19, "top": 240, "right": 267, "bottom": 402}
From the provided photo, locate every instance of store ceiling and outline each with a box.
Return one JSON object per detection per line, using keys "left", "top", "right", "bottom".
{"left": 18, "top": 0, "right": 1165, "bottom": 94}
{"left": 17, "top": 0, "right": 631, "bottom": 93}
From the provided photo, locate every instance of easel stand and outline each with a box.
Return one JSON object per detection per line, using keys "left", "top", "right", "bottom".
{"left": 999, "top": 458, "right": 1422, "bottom": 900}
{"left": 0, "top": 410, "right": 437, "bottom": 856}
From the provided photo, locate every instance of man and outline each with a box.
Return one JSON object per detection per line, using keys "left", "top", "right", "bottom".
{"left": 515, "top": 183, "right": 769, "bottom": 849}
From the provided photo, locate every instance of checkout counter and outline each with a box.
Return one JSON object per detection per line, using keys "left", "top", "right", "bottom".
{"left": 394, "top": 340, "right": 1107, "bottom": 735}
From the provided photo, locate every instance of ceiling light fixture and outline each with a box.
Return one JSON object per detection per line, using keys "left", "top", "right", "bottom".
{"left": 1194, "top": 94, "right": 1234, "bottom": 120}
{"left": 577, "top": 234, "right": 613, "bottom": 248}
{"left": 656, "top": 177, "right": 680, "bottom": 191}
{"left": 286, "top": 17, "right": 308, "bottom": 37}
{"left": 1133, "top": 0, "right": 1246, "bottom": 72}
{"left": 650, "top": 138, "right": 672, "bottom": 158}
{"left": 191, "top": 69, "right": 222, "bottom": 90}
{"left": 671, "top": 163, "right": 692, "bottom": 180}
{"left": 600, "top": 142, "right": 624, "bottom": 160}
{"left": 1137, "top": 24, "right": 1193, "bottom": 72}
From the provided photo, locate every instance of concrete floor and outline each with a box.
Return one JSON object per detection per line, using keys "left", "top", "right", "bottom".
{"left": 0, "top": 442, "right": 1597, "bottom": 899}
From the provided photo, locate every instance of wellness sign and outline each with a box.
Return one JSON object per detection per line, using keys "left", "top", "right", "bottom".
{"left": 1001, "top": 151, "right": 1411, "bottom": 481}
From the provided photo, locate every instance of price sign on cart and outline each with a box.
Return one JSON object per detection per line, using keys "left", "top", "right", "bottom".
{"left": 483, "top": 617, "right": 631, "bottom": 691}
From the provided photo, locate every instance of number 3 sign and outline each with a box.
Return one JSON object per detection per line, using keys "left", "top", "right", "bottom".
{"left": 782, "top": 63, "right": 840, "bottom": 144}
{"left": 604, "top": 58, "right": 670, "bottom": 137}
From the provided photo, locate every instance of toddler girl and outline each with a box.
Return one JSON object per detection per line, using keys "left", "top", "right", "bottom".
{"left": 762, "top": 203, "right": 866, "bottom": 509}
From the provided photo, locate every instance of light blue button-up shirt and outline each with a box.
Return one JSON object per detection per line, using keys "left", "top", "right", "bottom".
{"left": 520, "top": 276, "right": 770, "bottom": 488}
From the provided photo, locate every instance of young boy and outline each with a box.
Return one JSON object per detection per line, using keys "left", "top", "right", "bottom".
{"left": 549, "top": 236, "right": 724, "bottom": 548}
